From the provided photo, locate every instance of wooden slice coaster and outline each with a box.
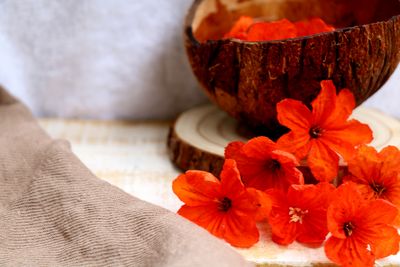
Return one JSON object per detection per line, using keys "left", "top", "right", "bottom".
{"left": 168, "top": 104, "right": 400, "bottom": 179}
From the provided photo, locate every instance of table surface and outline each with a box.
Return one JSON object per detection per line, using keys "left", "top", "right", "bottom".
{"left": 38, "top": 110, "right": 400, "bottom": 267}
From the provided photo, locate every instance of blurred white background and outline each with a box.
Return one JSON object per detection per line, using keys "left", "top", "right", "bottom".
{"left": 0, "top": 0, "right": 398, "bottom": 120}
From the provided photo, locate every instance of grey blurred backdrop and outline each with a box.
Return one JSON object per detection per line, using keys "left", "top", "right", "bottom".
{"left": 0, "top": 0, "right": 398, "bottom": 120}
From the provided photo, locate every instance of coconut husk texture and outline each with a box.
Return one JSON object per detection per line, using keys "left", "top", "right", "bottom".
{"left": 185, "top": 0, "right": 400, "bottom": 137}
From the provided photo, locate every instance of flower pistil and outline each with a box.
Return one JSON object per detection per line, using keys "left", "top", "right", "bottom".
{"left": 219, "top": 197, "right": 232, "bottom": 212}
{"left": 265, "top": 159, "right": 281, "bottom": 172}
{"left": 289, "top": 207, "right": 309, "bottom": 224}
{"left": 370, "top": 182, "right": 386, "bottom": 197}
{"left": 343, "top": 222, "right": 354, "bottom": 237}
{"left": 309, "top": 126, "right": 324, "bottom": 139}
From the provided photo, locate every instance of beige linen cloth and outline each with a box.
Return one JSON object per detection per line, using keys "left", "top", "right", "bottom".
{"left": 0, "top": 87, "right": 252, "bottom": 267}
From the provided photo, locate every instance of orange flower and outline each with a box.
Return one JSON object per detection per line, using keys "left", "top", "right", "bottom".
{"left": 295, "top": 17, "right": 335, "bottom": 36}
{"left": 224, "top": 16, "right": 254, "bottom": 39}
{"left": 325, "top": 182, "right": 399, "bottom": 267}
{"left": 277, "top": 80, "right": 373, "bottom": 182}
{"left": 225, "top": 137, "right": 304, "bottom": 191}
{"left": 246, "top": 19, "right": 297, "bottom": 42}
{"left": 224, "top": 17, "right": 334, "bottom": 41}
{"left": 344, "top": 145, "right": 400, "bottom": 224}
{"left": 266, "top": 183, "right": 335, "bottom": 246}
{"left": 172, "top": 159, "right": 271, "bottom": 248}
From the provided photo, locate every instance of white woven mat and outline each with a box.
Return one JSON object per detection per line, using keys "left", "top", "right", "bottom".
{"left": 39, "top": 111, "right": 400, "bottom": 266}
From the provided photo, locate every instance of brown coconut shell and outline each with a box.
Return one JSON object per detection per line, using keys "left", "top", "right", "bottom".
{"left": 185, "top": 0, "right": 400, "bottom": 138}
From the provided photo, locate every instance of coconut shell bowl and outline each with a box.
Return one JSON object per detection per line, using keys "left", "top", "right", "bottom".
{"left": 185, "top": 0, "right": 400, "bottom": 138}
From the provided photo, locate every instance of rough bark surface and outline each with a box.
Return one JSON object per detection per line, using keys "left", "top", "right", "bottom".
{"left": 185, "top": 0, "right": 400, "bottom": 137}
{"left": 167, "top": 125, "right": 225, "bottom": 177}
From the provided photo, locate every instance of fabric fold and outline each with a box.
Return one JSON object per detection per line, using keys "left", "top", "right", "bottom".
{"left": 0, "top": 86, "right": 252, "bottom": 267}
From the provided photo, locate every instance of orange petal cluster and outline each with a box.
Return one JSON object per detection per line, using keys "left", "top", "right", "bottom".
{"left": 344, "top": 145, "right": 400, "bottom": 224}
{"left": 172, "top": 159, "right": 270, "bottom": 248}
{"left": 277, "top": 80, "right": 373, "bottom": 182}
{"left": 225, "top": 137, "right": 304, "bottom": 191}
{"left": 267, "top": 183, "right": 334, "bottom": 246}
{"left": 224, "top": 16, "right": 335, "bottom": 41}
{"left": 325, "top": 182, "right": 400, "bottom": 267}
{"left": 171, "top": 79, "right": 400, "bottom": 266}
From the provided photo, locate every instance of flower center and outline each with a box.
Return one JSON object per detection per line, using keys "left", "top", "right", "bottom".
{"left": 219, "top": 197, "right": 232, "bottom": 212}
{"left": 265, "top": 159, "right": 281, "bottom": 172}
{"left": 309, "top": 127, "right": 323, "bottom": 139}
{"left": 289, "top": 207, "right": 309, "bottom": 224}
{"left": 370, "top": 182, "right": 386, "bottom": 197}
{"left": 343, "top": 222, "right": 355, "bottom": 237}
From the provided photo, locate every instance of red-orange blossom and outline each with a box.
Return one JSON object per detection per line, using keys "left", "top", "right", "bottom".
{"left": 277, "top": 80, "right": 373, "bottom": 182}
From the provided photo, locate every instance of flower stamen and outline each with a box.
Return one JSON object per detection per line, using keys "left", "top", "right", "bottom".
{"left": 309, "top": 126, "right": 323, "bottom": 139}
{"left": 289, "top": 207, "right": 309, "bottom": 224}
{"left": 343, "top": 222, "right": 355, "bottom": 237}
{"left": 265, "top": 159, "right": 281, "bottom": 172}
{"left": 370, "top": 182, "right": 386, "bottom": 197}
{"left": 219, "top": 197, "right": 232, "bottom": 212}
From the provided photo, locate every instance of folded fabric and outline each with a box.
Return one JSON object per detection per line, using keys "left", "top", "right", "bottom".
{"left": 0, "top": 87, "right": 252, "bottom": 267}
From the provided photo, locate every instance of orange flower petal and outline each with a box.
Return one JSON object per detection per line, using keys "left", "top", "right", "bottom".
{"left": 311, "top": 80, "right": 337, "bottom": 125}
{"left": 271, "top": 149, "right": 299, "bottom": 165}
{"left": 178, "top": 204, "right": 221, "bottom": 235}
{"left": 341, "top": 177, "right": 376, "bottom": 200}
{"left": 173, "top": 159, "right": 262, "bottom": 248}
{"left": 267, "top": 189, "right": 293, "bottom": 243}
{"left": 294, "top": 20, "right": 309, "bottom": 37}
{"left": 323, "top": 89, "right": 355, "bottom": 127}
{"left": 326, "top": 183, "right": 399, "bottom": 266}
{"left": 277, "top": 131, "right": 311, "bottom": 159}
{"left": 345, "top": 146, "right": 400, "bottom": 222}
{"left": 239, "top": 166, "right": 301, "bottom": 192}
{"left": 239, "top": 172, "right": 270, "bottom": 190}
{"left": 222, "top": 215, "right": 260, "bottom": 248}
{"left": 246, "top": 19, "right": 297, "bottom": 41}
{"left": 289, "top": 183, "right": 334, "bottom": 212}
{"left": 345, "top": 145, "right": 380, "bottom": 182}
{"left": 380, "top": 146, "right": 400, "bottom": 176}
{"left": 296, "top": 212, "right": 328, "bottom": 246}
{"left": 307, "top": 140, "right": 339, "bottom": 182}
{"left": 229, "top": 137, "right": 303, "bottom": 191}
{"left": 292, "top": 183, "right": 333, "bottom": 245}
{"left": 179, "top": 204, "right": 259, "bottom": 248}
{"left": 277, "top": 99, "right": 312, "bottom": 132}
{"left": 327, "top": 182, "right": 365, "bottom": 238}
{"left": 324, "top": 236, "right": 375, "bottom": 267}
{"left": 278, "top": 164, "right": 304, "bottom": 188}
{"left": 305, "top": 18, "right": 335, "bottom": 34}
{"left": 382, "top": 173, "right": 400, "bottom": 207}
{"left": 220, "top": 159, "right": 245, "bottom": 198}
{"left": 271, "top": 150, "right": 304, "bottom": 187}
{"left": 321, "top": 120, "right": 373, "bottom": 160}
{"left": 271, "top": 227, "right": 297, "bottom": 245}
{"left": 268, "top": 184, "right": 332, "bottom": 246}
{"left": 172, "top": 171, "right": 220, "bottom": 206}
{"left": 359, "top": 203, "right": 399, "bottom": 259}
{"left": 360, "top": 199, "right": 398, "bottom": 230}
{"left": 294, "top": 18, "right": 335, "bottom": 37}
{"left": 359, "top": 200, "right": 399, "bottom": 258}
{"left": 241, "top": 136, "right": 277, "bottom": 160}
{"left": 370, "top": 225, "right": 400, "bottom": 259}
{"left": 247, "top": 188, "right": 272, "bottom": 221}
{"left": 224, "top": 141, "right": 245, "bottom": 159}
{"left": 224, "top": 16, "right": 254, "bottom": 39}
